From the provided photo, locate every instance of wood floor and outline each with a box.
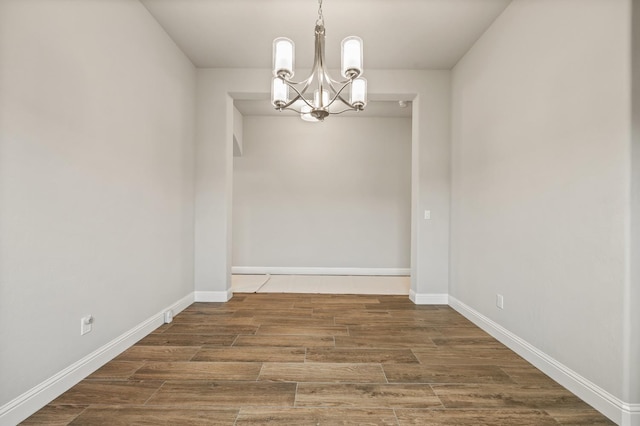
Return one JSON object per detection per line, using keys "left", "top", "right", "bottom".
{"left": 23, "top": 294, "right": 614, "bottom": 425}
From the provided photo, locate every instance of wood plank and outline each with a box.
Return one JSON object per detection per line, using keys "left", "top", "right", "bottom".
{"left": 236, "top": 408, "right": 397, "bottom": 425}
{"left": 249, "top": 316, "right": 337, "bottom": 327}
{"left": 259, "top": 362, "right": 387, "bottom": 383}
{"left": 395, "top": 408, "right": 558, "bottom": 425}
{"left": 544, "top": 408, "right": 617, "bottom": 425}
{"left": 132, "top": 362, "right": 262, "bottom": 381}
{"left": 192, "top": 346, "right": 306, "bottom": 362}
{"left": 86, "top": 361, "right": 144, "bottom": 380}
{"left": 431, "top": 383, "right": 594, "bottom": 409}
{"left": 499, "top": 365, "right": 563, "bottom": 386}
{"left": 69, "top": 407, "right": 238, "bottom": 426}
{"left": 256, "top": 325, "right": 348, "bottom": 336}
{"left": 164, "top": 324, "right": 258, "bottom": 335}
{"left": 383, "top": 364, "right": 516, "bottom": 384}
{"left": 136, "top": 333, "right": 236, "bottom": 347}
{"left": 146, "top": 381, "right": 296, "bottom": 407}
{"left": 306, "top": 348, "right": 419, "bottom": 364}
{"left": 20, "top": 405, "right": 87, "bottom": 425}
{"left": 233, "top": 335, "right": 335, "bottom": 347}
{"left": 348, "top": 325, "right": 442, "bottom": 338}
{"left": 50, "top": 380, "right": 163, "bottom": 405}
{"left": 431, "top": 336, "right": 507, "bottom": 349}
{"left": 115, "top": 345, "right": 199, "bottom": 362}
{"left": 335, "top": 335, "right": 436, "bottom": 349}
{"left": 412, "top": 347, "right": 527, "bottom": 366}
{"left": 295, "top": 383, "right": 443, "bottom": 408}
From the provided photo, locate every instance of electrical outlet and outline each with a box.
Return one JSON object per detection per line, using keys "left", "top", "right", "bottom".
{"left": 80, "top": 315, "right": 93, "bottom": 335}
{"left": 496, "top": 294, "right": 504, "bottom": 310}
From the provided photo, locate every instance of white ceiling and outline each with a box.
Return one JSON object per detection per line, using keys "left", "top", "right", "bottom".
{"left": 141, "top": 0, "right": 511, "bottom": 117}
{"left": 141, "top": 0, "right": 511, "bottom": 70}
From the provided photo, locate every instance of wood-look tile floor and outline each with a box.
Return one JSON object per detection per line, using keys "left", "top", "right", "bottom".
{"left": 23, "top": 294, "right": 614, "bottom": 425}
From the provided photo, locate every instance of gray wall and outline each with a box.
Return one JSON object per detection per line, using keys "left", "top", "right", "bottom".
{"left": 0, "top": 0, "right": 196, "bottom": 408}
{"left": 232, "top": 116, "right": 411, "bottom": 269}
{"left": 451, "top": 0, "right": 631, "bottom": 403}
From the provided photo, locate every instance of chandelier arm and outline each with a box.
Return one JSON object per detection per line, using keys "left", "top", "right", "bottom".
{"left": 278, "top": 105, "right": 306, "bottom": 114}
{"left": 279, "top": 80, "right": 315, "bottom": 110}
{"left": 281, "top": 72, "right": 315, "bottom": 86}
{"left": 324, "top": 79, "right": 354, "bottom": 109}
{"left": 321, "top": 67, "right": 359, "bottom": 109}
{"left": 328, "top": 107, "right": 359, "bottom": 115}
{"left": 334, "top": 94, "right": 354, "bottom": 108}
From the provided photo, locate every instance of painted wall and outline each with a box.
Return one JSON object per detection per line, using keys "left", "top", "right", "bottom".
{"left": 628, "top": 0, "right": 640, "bottom": 411}
{"left": 195, "top": 69, "right": 450, "bottom": 300}
{"left": 0, "top": 0, "right": 196, "bottom": 412}
{"left": 232, "top": 116, "right": 411, "bottom": 269}
{"left": 451, "top": 0, "right": 632, "bottom": 412}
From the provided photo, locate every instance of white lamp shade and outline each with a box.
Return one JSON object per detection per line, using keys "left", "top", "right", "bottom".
{"left": 273, "top": 37, "right": 294, "bottom": 78}
{"left": 314, "top": 89, "right": 330, "bottom": 108}
{"left": 350, "top": 77, "right": 367, "bottom": 107}
{"left": 341, "top": 36, "right": 363, "bottom": 78}
{"left": 271, "top": 77, "right": 289, "bottom": 107}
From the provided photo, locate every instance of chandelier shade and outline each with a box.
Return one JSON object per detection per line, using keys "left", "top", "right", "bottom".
{"left": 271, "top": 0, "right": 367, "bottom": 121}
{"left": 273, "top": 38, "right": 295, "bottom": 78}
{"left": 341, "top": 36, "right": 363, "bottom": 78}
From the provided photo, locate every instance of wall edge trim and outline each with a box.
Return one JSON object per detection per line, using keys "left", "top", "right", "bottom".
{"left": 0, "top": 292, "right": 195, "bottom": 425}
{"left": 409, "top": 290, "right": 449, "bottom": 305}
{"left": 194, "top": 290, "right": 233, "bottom": 302}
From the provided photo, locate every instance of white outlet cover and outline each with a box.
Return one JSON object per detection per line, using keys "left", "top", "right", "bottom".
{"left": 80, "top": 315, "right": 93, "bottom": 335}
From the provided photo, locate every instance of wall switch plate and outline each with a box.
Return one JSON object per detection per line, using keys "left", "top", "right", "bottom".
{"left": 80, "top": 315, "right": 93, "bottom": 335}
{"left": 496, "top": 294, "right": 504, "bottom": 309}
{"left": 424, "top": 210, "right": 431, "bottom": 220}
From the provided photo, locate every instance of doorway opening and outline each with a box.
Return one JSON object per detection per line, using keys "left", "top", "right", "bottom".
{"left": 230, "top": 99, "right": 413, "bottom": 295}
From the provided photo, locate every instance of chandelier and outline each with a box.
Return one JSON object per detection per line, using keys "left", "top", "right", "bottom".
{"left": 271, "top": 0, "right": 367, "bottom": 122}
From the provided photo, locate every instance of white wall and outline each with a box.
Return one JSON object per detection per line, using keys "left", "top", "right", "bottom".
{"left": 195, "top": 69, "right": 450, "bottom": 301}
{"left": 232, "top": 116, "right": 411, "bottom": 270}
{"left": 451, "top": 0, "right": 634, "bottom": 420}
{"left": 0, "top": 0, "right": 196, "bottom": 417}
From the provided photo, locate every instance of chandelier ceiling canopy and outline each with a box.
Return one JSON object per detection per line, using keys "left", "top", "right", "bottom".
{"left": 271, "top": 0, "right": 367, "bottom": 122}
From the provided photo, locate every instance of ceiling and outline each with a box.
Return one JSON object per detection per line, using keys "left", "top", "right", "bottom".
{"left": 141, "top": 0, "right": 511, "bottom": 117}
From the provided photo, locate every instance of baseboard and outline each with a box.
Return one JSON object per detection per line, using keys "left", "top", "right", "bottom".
{"left": 409, "top": 290, "right": 449, "bottom": 305}
{"left": 0, "top": 292, "right": 195, "bottom": 426}
{"left": 449, "top": 296, "right": 639, "bottom": 426}
{"left": 194, "top": 289, "right": 233, "bottom": 302}
{"left": 622, "top": 407, "right": 640, "bottom": 426}
{"left": 232, "top": 266, "right": 410, "bottom": 276}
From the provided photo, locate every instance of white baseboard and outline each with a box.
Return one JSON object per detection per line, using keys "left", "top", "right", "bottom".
{"left": 0, "top": 292, "right": 195, "bottom": 426}
{"left": 409, "top": 290, "right": 449, "bottom": 305}
{"left": 232, "top": 266, "right": 410, "bottom": 276}
{"left": 194, "top": 289, "right": 232, "bottom": 302}
{"left": 448, "top": 296, "right": 639, "bottom": 426}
